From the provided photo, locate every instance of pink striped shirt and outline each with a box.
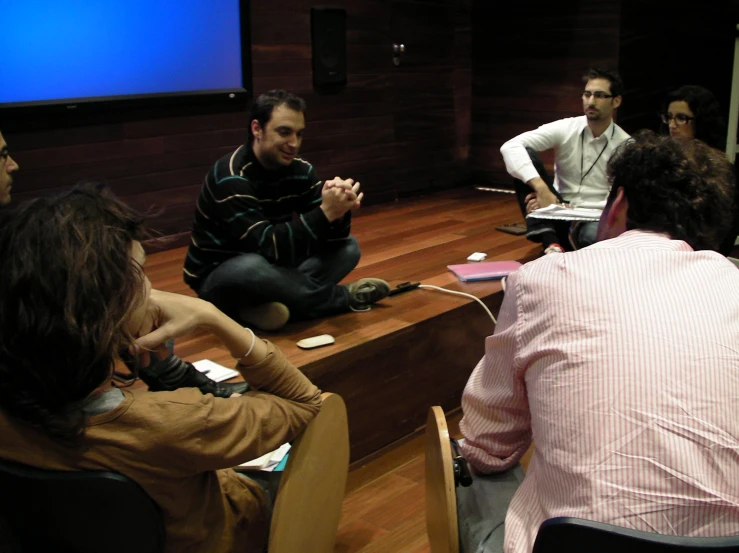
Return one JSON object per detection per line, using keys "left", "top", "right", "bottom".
{"left": 459, "top": 230, "right": 739, "bottom": 552}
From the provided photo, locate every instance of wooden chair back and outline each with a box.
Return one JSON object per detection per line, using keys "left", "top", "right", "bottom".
{"left": 425, "top": 405, "right": 459, "bottom": 553}
{"left": 269, "top": 392, "right": 349, "bottom": 553}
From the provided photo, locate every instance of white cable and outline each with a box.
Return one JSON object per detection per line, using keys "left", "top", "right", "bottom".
{"left": 418, "top": 284, "right": 497, "bottom": 325}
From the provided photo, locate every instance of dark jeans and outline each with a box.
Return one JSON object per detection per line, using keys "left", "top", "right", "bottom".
{"left": 197, "top": 237, "right": 361, "bottom": 321}
{"left": 236, "top": 470, "right": 283, "bottom": 552}
{"left": 513, "top": 147, "right": 597, "bottom": 250}
{"left": 238, "top": 470, "right": 283, "bottom": 511}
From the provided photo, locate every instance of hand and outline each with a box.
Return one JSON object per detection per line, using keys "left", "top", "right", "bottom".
{"left": 325, "top": 177, "right": 363, "bottom": 209}
{"left": 321, "top": 177, "right": 361, "bottom": 221}
{"left": 524, "top": 192, "right": 540, "bottom": 214}
{"left": 342, "top": 180, "right": 363, "bottom": 210}
{"left": 324, "top": 176, "right": 355, "bottom": 193}
{"left": 133, "top": 290, "right": 218, "bottom": 364}
{"left": 526, "top": 177, "right": 561, "bottom": 210}
{"left": 535, "top": 188, "right": 560, "bottom": 209}
{"left": 351, "top": 187, "right": 363, "bottom": 211}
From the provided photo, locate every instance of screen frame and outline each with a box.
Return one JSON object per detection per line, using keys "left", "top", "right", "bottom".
{"left": 0, "top": 0, "right": 252, "bottom": 123}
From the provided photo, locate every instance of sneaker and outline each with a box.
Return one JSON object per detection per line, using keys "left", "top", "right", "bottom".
{"left": 543, "top": 243, "right": 565, "bottom": 255}
{"left": 138, "top": 354, "right": 250, "bottom": 398}
{"left": 239, "top": 302, "right": 290, "bottom": 331}
{"left": 344, "top": 278, "right": 390, "bottom": 312}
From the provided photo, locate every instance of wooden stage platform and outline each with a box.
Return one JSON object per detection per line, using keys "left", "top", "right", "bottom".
{"left": 144, "top": 187, "right": 539, "bottom": 463}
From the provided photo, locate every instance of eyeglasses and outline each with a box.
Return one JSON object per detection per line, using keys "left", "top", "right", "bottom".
{"left": 582, "top": 91, "right": 614, "bottom": 100}
{"left": 659, "top": 112, "right": 694, "bottom": 125}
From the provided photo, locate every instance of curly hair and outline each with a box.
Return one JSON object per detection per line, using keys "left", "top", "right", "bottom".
{"left": 606, "top": 131, "right": 735, "bottom": 251}
{"left": 662, "top": 85, "right": 727, "bottom": 150}
{"left": 0, "top": 184, "right": 149, "bottom": 446}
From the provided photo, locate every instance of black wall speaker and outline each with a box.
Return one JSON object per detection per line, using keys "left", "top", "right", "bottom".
{"left": 311, "top": 7, "right": 347, "bottom": 89}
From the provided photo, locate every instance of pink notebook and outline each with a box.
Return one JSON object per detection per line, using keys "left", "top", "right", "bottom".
{"left": 447, "top": 261, "right": 522, "bottom": 282}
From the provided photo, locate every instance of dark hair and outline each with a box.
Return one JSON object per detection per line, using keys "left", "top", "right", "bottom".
{"left": 247, "top": 89, "right": 307, "bottom": 144}
{"left": 662, "top": 85, "right": 727, "bottom": 150}
{"left": 584, "top": 68, "right": 624, "bottom": 98}
{"left": 0, "top": 184, "right": 149, "bottom": 445}
{"left": 606, "top": 130, "right": 735, "bottom": 251}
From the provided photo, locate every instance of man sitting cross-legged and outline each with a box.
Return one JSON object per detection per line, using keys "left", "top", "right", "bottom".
{"left": 184, "top": 89, "right": 389, "bottom": 331}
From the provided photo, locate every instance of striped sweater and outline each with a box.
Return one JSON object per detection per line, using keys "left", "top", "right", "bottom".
{"left": 184, "top": 145, "right": 351, "bottom": 290}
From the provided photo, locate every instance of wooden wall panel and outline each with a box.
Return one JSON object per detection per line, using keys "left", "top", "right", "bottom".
{"left": 453, "top": 0, "right": 472, "bottom": 165}
{"left": 11, "top": 0, "right": 737, "bottom": 249}
{"left": 468, "top": 0, "right": 621, "bottom": 187}
{"left": 6, "top": 0, "right": 470, "bottom": 249}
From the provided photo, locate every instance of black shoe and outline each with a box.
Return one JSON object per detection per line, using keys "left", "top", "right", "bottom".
{"left": 137, "top": 354, "right": 250, "bottom": 398}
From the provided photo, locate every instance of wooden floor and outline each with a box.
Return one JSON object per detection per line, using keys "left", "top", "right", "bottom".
{"left": 335, "top": 413, "right": 535, "bottom": 553}
{"left": 334, "top": 411, "right": 464, "bottom": 553}
{"left": 142, "top": 186, "right": 538, "bottom": 553}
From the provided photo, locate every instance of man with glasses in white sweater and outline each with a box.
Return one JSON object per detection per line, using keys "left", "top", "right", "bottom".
{"left": 500, "top": 68, "right": 630, "bottom": 254}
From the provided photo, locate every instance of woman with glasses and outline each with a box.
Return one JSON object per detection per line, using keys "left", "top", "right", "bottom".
{"left": 660, "top": 85, "right": 737, "bottom": 255}
{"left": 660, "top": 85, "right": 727, "bottom": 150}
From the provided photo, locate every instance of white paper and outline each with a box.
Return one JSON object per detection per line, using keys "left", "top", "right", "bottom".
{"left": 192, "top": 359, "right": 240, "bottom": 383}
{"left": 239, "top": 443, "right": 292, "bottom": 471}
{"left": 527, "top": 204, "right": 603, "bottom": 222}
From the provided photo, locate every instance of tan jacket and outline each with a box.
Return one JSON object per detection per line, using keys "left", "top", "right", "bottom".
{"left": 0, "top": 340, "right": 322, "bottom": 553}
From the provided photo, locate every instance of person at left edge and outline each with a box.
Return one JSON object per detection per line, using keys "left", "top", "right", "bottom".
{"left": 0, "top": 129, "right": 249, "bottom": 399}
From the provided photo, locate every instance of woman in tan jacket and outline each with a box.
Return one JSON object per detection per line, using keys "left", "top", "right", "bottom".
{"left": 0, "top": 183, "right": 321, "bottom": 553}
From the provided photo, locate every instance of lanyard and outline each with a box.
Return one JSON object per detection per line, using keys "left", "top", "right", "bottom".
{"left": 579, "top": 124, "right": 615, "bottom": 187}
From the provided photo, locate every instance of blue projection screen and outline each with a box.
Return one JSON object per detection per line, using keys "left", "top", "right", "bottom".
{"left": 1, "top": 0, "right": 247, "bottom": 107}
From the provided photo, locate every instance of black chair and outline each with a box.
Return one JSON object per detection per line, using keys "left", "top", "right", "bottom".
{"left": 0, "top": 458, "right": 164, "bottom": 553}
{"left": 533, "top": 517, "right": 739, "bottom": 552}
